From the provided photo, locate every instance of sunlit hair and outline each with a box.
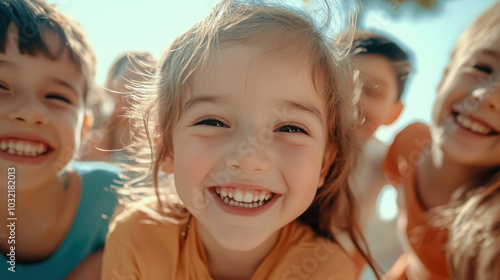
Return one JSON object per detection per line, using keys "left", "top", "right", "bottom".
{"left": 447, "top": 174, "right": 500, "bottom": 280}
{"left": 449, "top": 2, "right": 500, "bottom": 68}
{"left": 105, "top": 51, "right": 156, "bottom": 89}
{"left": 0, "top": 0, "right": 96, "bottom": 103}
{"left": 88, "top": 52, "right": 156, "bottom": 129}
{"left": 127, "top": 0, "right": 379, "bottom": 277}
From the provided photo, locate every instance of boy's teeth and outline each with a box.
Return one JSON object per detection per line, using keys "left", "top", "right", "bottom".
{"left": 215, "top": 187, "right": 274, "bottom": 208}
{"left": 0, "top": 139, "right": 49, "bottom": 157}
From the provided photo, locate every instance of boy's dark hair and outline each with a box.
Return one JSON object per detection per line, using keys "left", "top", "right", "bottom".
{"left": 0, "top": 0, "right": 96, "bottom": 102}
{"left": 351, "top": 32, "right": 411, "bottom": 101}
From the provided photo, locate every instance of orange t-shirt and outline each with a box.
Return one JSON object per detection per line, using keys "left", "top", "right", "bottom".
{"left": 102, "top": 200, "right": 356, "bottom": 280}
{"left": 383, "top": 123, "right": 449, "bottom": 280}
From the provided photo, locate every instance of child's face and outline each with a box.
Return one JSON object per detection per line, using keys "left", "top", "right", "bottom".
{"left": 0, "top": 27, "right": 90, "bottom": 189}
{"left": 161, "top": 38, "right": 332, "bottom": 251}
{"left": 355, "top": 54, "right": 403, "bottom": 144}
{"left": 431, "top": 40, "right": 500, "bottom": 167}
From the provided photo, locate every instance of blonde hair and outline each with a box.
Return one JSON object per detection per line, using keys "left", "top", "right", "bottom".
{"left": 128, "top": 0, "right": 379, "bottom": 277}
{"left": 449, "top": 3, "right": 500, "bottom": 68}
{"left": 447, "top": 175, "right": 500, "bottom": 280}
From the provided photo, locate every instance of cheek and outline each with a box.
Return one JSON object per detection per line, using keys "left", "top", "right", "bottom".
{"left": 276, "top": 144, "right": 324, "bottom": 190}
{"left": 172, "top": 137, "right": 220, "bottom": 206}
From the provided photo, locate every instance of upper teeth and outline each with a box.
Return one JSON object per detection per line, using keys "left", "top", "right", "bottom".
{"left": 0, "top": 139, "right": 49, "bottom": 157}
{"left": 215, "top": 187, "right": 273, "bottom": 208}
{"left": 455, "top": 114, "right": 492, "bottom": 135}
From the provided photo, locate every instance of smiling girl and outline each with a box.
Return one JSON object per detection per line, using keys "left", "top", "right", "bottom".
{"left": 102, "top": 1, "right": 379, "bottom": 279}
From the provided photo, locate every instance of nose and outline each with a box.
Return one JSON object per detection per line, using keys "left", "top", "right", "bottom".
{"left": 224, "top": 129, "right": 273, "bottom": 174}
{"left": 8, "top": 98, "right": 48, "bottom": 125}
{"left": 482, "top": 85, "right": 500, "bottom": 111}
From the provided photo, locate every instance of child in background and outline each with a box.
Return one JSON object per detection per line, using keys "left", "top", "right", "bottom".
{"left": 347, "top": 31, "right": 410, "bottom": 276}
{"left": 0, "top": 1, "right": 120, "bottom": 279}
{"left": 446, "top": 174, "right": 500, "bottom": 280}
{"left": 383, "top": 3, "right": 500, "bottom": 279}
{"left": 80, "top": 52, "right": 156, "bottom": 163}
{"left": 102, "top": 1, "right": 380, "bottom": 279}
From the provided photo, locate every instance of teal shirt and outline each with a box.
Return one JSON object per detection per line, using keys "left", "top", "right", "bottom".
{"left": 1, "top": 161, "right": 120, "bottom": 280}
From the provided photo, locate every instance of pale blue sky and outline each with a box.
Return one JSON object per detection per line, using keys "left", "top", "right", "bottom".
{"left": 47, "top": 0, "right": 499, "bottom": 142}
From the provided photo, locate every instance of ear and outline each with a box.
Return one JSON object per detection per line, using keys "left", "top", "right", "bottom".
{"left": 318, "top": 144, "right": 338, "bottom": 188}
{"left": 383, "top": 101, "right": 404, "bottom": 125}
{"left": 160, "top": 153, "right": 174, "bottom": 174}
{"left": 80, "top": 109, "right": 94, "bottom": 141}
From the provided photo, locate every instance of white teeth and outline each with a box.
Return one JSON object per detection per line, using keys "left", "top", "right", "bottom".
{"left": 15, "top": 142, "right": 23, "bottom": 151}
{"left": 456, "top": 114, "right": 492, "bottom": 135}
{"left": 233, "top": 190, "right": 243, "bottom": 202}
{"left": 23, "top": 143, "right": 31, "bottom": 155}
{"left": 215, "top": 187, "right": 274, "bottom": 208}
{"left": 0, "top": 139, "right": 49, "bottom": 157}
{"left": 37, "top": 144, "right": 45, "bottom": 154}
{"left": 243, "top": 192, "right": 253, "bottom": 203}
{"left": 259, "top": 193, "right": 266, "bottom": 201}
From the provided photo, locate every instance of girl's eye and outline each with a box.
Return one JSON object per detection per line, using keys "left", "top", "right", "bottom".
{"left": 473, "top": 64, "right": 493, "bottom": 74}
{"left": 274, "top": 125, "right": 308, "bottom": 134}
{"left": 194, "top": 118, "right": 229, "bottom": 128}
{"left": 46, "top": 94, "right": 72, "bottom": 104}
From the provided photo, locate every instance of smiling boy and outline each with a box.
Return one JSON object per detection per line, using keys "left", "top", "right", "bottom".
{"left": 0, "top": 1, "right": 120, "bottom": 279}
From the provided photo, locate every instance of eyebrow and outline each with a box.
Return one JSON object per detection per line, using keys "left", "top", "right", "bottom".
{"left": 184, "top": 94, "right": 227, "bottom": 113}
{"left": 277, "top": 98, "right": 324, "bottom": 126}
{"left": 0, "top": 59, "right": 80, "bottom": 96}
{"left": 478, "top": 49, "right": 500, "bottom": 59}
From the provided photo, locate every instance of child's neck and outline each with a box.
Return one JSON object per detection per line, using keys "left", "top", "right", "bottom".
{"left": 0, "top": 168, "right": 81, "bottom": 263}
{"left": 417, "top": 143, "right": 493, "bottom": 209}
{"left": 196, "top": 219, "right": 281, "bottom": 280}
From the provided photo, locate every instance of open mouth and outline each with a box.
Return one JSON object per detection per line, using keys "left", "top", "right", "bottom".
{"left": 0, "top": 138, "right": 51, "bottom": 157}
{"left": 211, "top": 186, "right": 276, "bottom": 209}
{"left": 452, "top": 111, "right": 499, "bottom": 136}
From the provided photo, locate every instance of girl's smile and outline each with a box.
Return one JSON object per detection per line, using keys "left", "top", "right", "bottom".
{"left": 208, "top": 183, "right": 280, "bottom": 217}
{"left": 451, "top": 100, "right": 500, "bottom": 136}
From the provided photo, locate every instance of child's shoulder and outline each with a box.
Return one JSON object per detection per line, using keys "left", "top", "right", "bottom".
{"left": 71, "top": 161, "right": 121, "bottom": 189}
{"left": 261, "top": 221, "right": 356, "bottom": 279}
{"left": 108, "top": 198, "right": 190, "bottom": 242}
{"left": 383, "top": 122, "right": 431, "bottom": 185}
{"left": 393, "top": 122, "right": 431, "bottom": 148}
